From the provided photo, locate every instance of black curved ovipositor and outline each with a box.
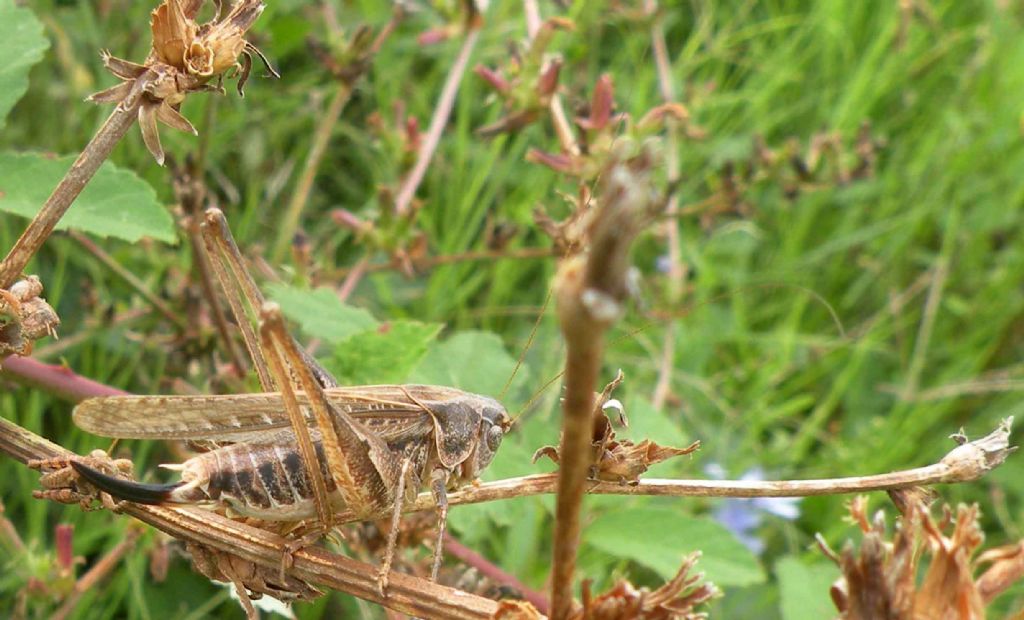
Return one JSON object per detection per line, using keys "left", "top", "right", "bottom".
{"left": 70, "top": 460, "right": 180, "bottom": 504}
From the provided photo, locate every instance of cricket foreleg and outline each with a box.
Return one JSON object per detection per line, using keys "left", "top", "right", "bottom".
{"left": 429, "top": 468, "right": 451, "bottom": 582}
{"left": 377, "top": 456, "right": 413, "bottom": 596}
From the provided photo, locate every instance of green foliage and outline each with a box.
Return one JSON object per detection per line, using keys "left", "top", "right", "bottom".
{"left": 267, "top": 283, "right": 378, "bottom": 342}
{"left": 409, "top": 330, "right": 527, "bottom": 398}
{"left": 776, "top": 556, "right": 840, "bottom": 620}
{"left": 0, "top": 152, "right": 176, "bottom": 243}
{"left": 3, "top": 0, "right": 1024, "bottom": 618}
{"left": 586, "top": 506, "right": 766, "bottom": 588}
{"left": 0, "top": 0, "right": 48, "bottom": 127}
{"left": 326, "top": 320, "right": 441, "bottom": 384}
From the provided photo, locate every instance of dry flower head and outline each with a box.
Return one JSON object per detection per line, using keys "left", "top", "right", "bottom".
{"left": 0, "top": 275, "right": 60, "bottom": 358}
{"left": 89, "top": 0, "right": 276, "bottom": 165}
{"left": 533, "top": 371, "right": 700, "bottom": 483}
{"left": 823, "top": 496, "right": 1024, "bottom": 619}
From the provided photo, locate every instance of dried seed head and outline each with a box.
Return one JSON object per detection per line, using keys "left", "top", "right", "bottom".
{"left": 90, "top": 0, "right": 272, "bottom": 164}
{"left": 186, "top": 1, "right": 263, "bottom": 76}
{"left": 150, "top": 0, "right": 197, "bottom": 69}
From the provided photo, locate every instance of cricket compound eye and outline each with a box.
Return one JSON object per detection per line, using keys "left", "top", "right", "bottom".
{"left": 486, "top": 424, "right": 504, "bottom": 452}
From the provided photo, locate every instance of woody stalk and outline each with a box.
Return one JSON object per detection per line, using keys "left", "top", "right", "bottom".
{"left": 0, "top": 0, "right": 274, "bottom": 357}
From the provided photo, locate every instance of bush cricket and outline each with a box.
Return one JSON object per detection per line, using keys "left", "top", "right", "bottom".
{"left": 58, "top": 208, "right": 514, "bottom": 598}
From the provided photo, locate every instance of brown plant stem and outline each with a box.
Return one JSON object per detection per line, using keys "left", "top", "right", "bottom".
{"left": 394, "top": 22, "right": 482, "bottom": 217}
{"left": 443, "top": 533, "right": 550, "bottom": 615}
{"left": 548, "top": 155, "right": 654, "bottom": 618}
{"left": 550, "top": 262, "right": 605, "bottom": 620}
{"left": 51, "top": 528, "right": 141, "bottom": 620}
{"left": 0, "top": 418, "right": 503, "bottom": 619}
{"left": 402, "top": 420, "right": 1015, "bottom": 507}
{"left": 70, "top": 231, "right": 187, "bottom": 330}
{"left": 0, "top": 102, "right": 141, "bottom": 288}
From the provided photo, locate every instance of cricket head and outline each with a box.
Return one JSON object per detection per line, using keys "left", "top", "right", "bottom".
{"left": 426, "top": 391, "right": 511, "bottom": 480}
{"left": 471, "top": 396, "right": 512, "bottom": 476}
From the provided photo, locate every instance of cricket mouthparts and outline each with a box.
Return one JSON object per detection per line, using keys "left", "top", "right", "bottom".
{"left": 71, "top": 460, "right": 181, "bottom": 504}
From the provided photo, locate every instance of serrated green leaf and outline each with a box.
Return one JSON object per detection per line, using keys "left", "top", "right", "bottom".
{"left": 326, "top": 320, "right": 441, "bottom": 384}
{"left": 266, "top": 283, "right": 378, "bottom": 343}
{"left": 409, "top": 330, "right": 526, "bottom": 398}
{"left": 776, "top": 556, "right": 839, "bottom": 620}
{"left": 0, "top": 152, "right": 175, "bottom": 243}
{"left": 0, "top": 0, "right": 48, "bottom": 127}
{"left": 586, "top": 506, "right": 765, "bottom": 587}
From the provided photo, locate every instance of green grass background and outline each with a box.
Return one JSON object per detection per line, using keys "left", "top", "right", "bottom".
{"left": 3, "top": 0, "right": 1024, "bottom": 617}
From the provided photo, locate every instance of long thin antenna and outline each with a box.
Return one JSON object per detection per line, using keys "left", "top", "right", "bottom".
{"left": 499, "top": 286, "right": 553, "bottom": 401}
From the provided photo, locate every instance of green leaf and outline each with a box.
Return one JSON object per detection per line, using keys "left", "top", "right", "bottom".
{"left": 266, "top": 283, "right": 378, "bottom": 343}
{"left": 409, "top": 330, "right": 525, "bottom": 398}
{"left": 586, "top": 506, "right": 765, "bottom": 588}
{"left": 776, "top": 556, "right": 839, "bottom": 620}
{"left": 327, "top": 320, "right": 441, "bottom": 384}
{"left": 0, "top": 0, "right": 48, "bottom": 127}
{"left": 0, "top": 152, "right": 175, "bottom": 243}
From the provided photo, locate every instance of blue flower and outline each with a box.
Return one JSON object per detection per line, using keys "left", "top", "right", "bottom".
{"left": 705, "top": 464, "right": 801, "bottom": 554}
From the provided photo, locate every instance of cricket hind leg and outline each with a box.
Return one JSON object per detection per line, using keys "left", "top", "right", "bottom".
{"left": 260, "top": 302, "right": 406, "bottom": 581}
{"left": 199, "top": 207, "right": 338, "bottom": 391}
{"left": 198, "top": 208, "right": 346, "bottom": 573}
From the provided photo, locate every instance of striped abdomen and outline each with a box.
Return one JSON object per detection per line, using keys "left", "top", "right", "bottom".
{"left": 169, "top": 440, "right": 341, "bottom": 520}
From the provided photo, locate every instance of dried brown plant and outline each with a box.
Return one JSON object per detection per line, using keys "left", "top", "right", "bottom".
{"left": 90, "top": 0, "right": 276, "bottom": 165}
{"left": 822, "top": 495, "right": 1024, "bottom": 619}
{"left": 0, "top": 276, "right": 60, "bottom": 358}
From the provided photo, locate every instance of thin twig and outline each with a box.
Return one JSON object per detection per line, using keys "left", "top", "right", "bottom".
{"left": 326, "top": 246, "right": 556, "bottom": 280}
{"left": 394, "top": 20, "right": 482, "bottom": 216}
{"left": 0, "top": 499, "right": 26, "bottom": 553}
{"left": 902, "top": 255, "right": 950, "bottom": 400}
{"left": 647, "top": 0, "right": 685, "bottom": 410}
{"left": 70, "top": 231, "right": 187, "bottom": 330}
{"left": 401, "top": 418, "right": 1015, "bottom": 507}
{"left": 272, "top": 83, "right": 354, "bottom": 262}
{"left": 338, "top": 255, "right": 368, "bottom": 302}
{"left": 0, "top": 356, "right": 128, "bottom": 401}
{"left": 443, "top": 533, "right": 550, "bottom": 615}
{"left": 0, "top": 102, "right": 141, "bottom": 288}
{"left": 51, "top": 528, "right": 141, "bottom": 620}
